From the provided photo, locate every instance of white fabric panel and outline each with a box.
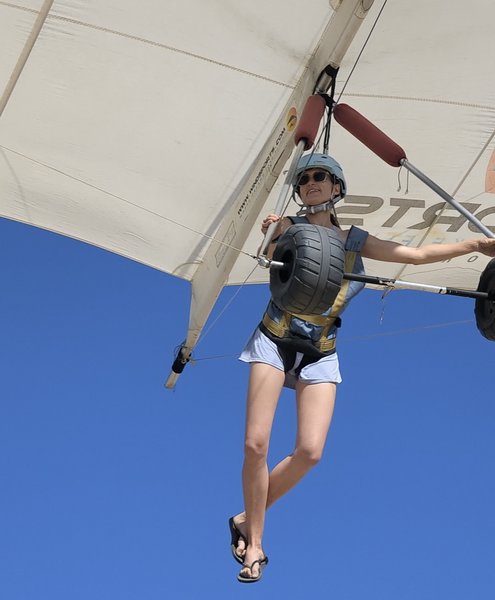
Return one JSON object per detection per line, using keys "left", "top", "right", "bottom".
{"left": 1, "top": 0, "right": 494, "bottom": 296}
{"left": 52, "top": 0, "right": 330, "bottom": 85}
{"left": 331, "top": 0, "right": 495, "bottom": 290}
{"left": 1, "top": 0, "right": 326, "bottom": 278}
{"left": 232, "top": 0, "right": 495, "bottom": 290}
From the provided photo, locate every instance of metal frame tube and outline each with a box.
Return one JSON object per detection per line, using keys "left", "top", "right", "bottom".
{"left": 343, "top": 272, "right": 494, "bottom": 300}
{"left": 258, "top": 139, "right": 306, "bottom": 260}
{"left": 0, "top": 0, "right": 55, "bottom": 119}
{"left": 401, "top": 159, "right": 495, "bottom": 239}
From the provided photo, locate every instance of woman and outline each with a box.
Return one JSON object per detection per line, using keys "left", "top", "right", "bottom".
{"left": 230, "top": 153, "right": 495, "bottom": 583}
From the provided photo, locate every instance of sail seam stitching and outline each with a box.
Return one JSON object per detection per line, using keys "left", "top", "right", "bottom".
{"left": 0, "top": 2, "right": 293, "bottom": 89}
{"left": 341, "top": 92, "right": 495, "bottom": 112}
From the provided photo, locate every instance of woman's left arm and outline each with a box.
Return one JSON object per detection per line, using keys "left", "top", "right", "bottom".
{"left": 361, "top": 234, "right": 495, "bottom": 265}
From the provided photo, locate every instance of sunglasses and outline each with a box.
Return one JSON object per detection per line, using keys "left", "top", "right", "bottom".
{"left": 298, "top": 171, "right": 331, "bottom": 186}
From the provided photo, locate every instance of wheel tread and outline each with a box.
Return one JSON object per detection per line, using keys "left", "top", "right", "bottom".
{"left": 270, "top": 223, "right": 345, "bottom": 315}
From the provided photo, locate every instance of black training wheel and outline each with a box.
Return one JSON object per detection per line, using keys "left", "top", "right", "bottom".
{"left": 475, "top": 258, "right": 495, "bottom": 341}
{"left": 269, "top": 223, "right": 345, "bottom": 315}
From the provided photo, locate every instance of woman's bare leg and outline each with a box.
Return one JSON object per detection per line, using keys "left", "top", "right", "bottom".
{"left": 265, "top": 381, "right": 336, "bottom": 507}
{"left": 234, "top": 380, "right": 336, "bottom": 571}
{"left": 237, "top": 362, "right": 285, "bottom": 579}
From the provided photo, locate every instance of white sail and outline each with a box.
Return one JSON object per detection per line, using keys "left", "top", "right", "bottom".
{"left": 1, "top": 1, "right": 494, "bottom": 384}
{"left": 234, "top": 0, "right": 495, "bottom": 290}
{"left": 0, "top": 0, "right": 338, "bottom": 280}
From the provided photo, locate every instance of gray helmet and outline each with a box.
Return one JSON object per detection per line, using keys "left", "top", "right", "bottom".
{"left": 293, "top": 153, "right": 347, "bottom": 198}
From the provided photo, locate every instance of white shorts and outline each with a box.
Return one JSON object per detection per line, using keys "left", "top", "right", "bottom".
{"left": 239, "top": 327, "right": 342, "bottom": 389}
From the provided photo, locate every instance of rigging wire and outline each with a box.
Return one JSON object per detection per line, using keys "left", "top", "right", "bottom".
{"left": 194, "top": 263, "right": 260, "bottom": 348}
{"left": 192, "top": 319, "right": 476, "bottom": 362}
{"left": 335, "top": 0, "right": 389, "bottom": 103}
{"left": 0, "top": 144, "right": 259, "bottom": 262}
{"left": 283, "top": 99, "right": 337, "bottom": 217}
{"left": 289, "top": 1, "right": 390, "bottom": 194}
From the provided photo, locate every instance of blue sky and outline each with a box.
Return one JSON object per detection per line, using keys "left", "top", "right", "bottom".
{"left": 1, "top": 216, "right": 494, "bottom": 599}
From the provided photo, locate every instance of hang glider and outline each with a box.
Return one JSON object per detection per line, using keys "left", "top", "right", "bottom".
{"left": 1, "top": 0, "right": 494, "bottom": 387}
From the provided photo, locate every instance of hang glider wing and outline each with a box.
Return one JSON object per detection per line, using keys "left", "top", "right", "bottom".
{"left": 232, "top": 1, "right": 495, "bottom": 292}
{"left": 1, "top": 1, "right": 494, "bottom": 386}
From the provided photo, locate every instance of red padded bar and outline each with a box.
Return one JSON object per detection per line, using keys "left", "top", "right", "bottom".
{"left": 294, "top": 95, "right": 326, "bottom": 150}
{"left": 333, "top": 103, "right": 407, "bottom": 167}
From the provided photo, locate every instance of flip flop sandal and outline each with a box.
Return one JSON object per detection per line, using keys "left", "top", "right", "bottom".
{"left": 229, "top": 517, "right": 246, "bottom": 564}
{"left": 237, "top": 556, "right": 269, "bottom": 584}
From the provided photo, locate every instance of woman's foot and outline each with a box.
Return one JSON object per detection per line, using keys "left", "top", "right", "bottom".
{"left": 229, "top": 514, "right": 247, "bottom": 563}
{"left": 238, "top": 546, "right": 268, "bottom": 583}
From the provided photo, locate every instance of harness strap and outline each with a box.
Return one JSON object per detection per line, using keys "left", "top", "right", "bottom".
{"left": 262, "top": 310, "right": 291, "bottom": 338}
{"left": 318, "top": 250, "right": 356, "bottom": 349}
{"left": 263, "top": 250, "right": 358, "bottom": 352}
